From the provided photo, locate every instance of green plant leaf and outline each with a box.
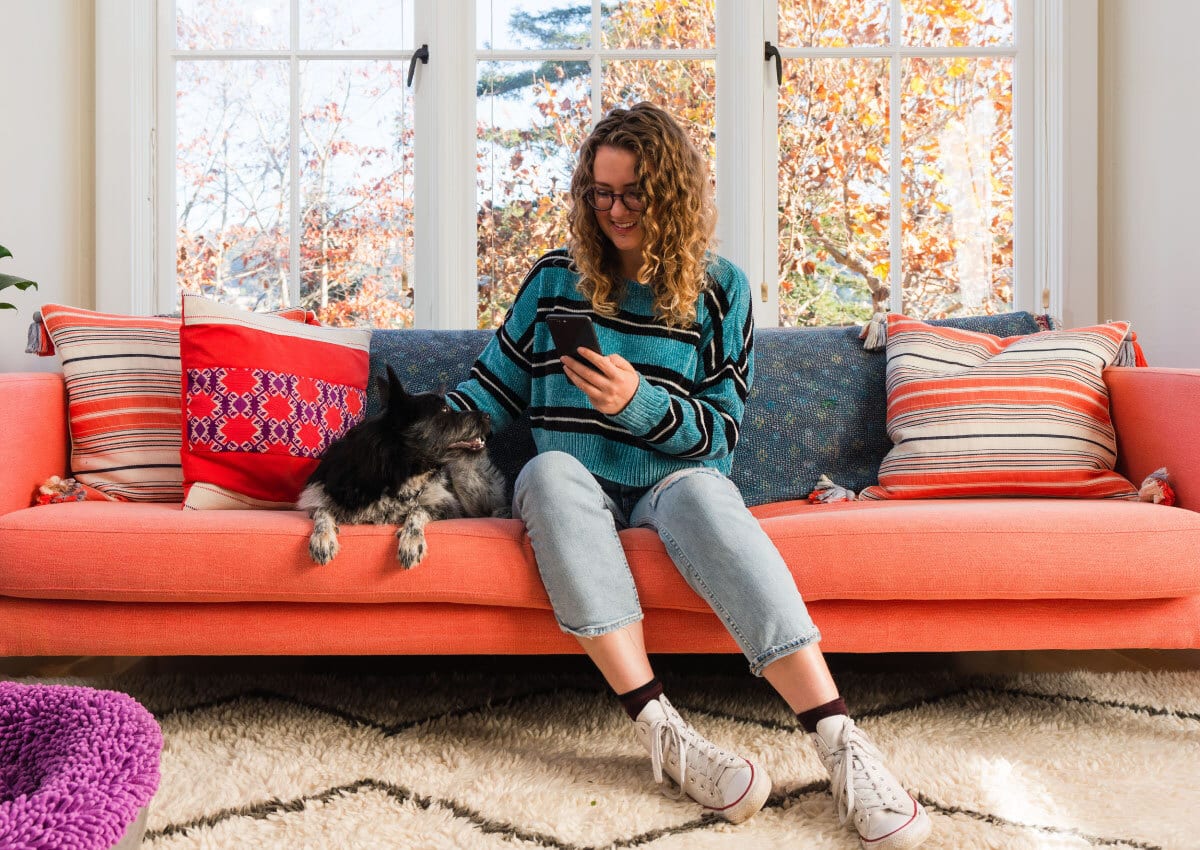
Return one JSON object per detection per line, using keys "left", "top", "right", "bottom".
{"left": 0, "top": 302, "right": 15, "bottom": 311}
{"left": 0, "top": 273, "right": 38, "bottom": 291}
{"left": 0, "top": 245, "right": 12, "bottom": 260}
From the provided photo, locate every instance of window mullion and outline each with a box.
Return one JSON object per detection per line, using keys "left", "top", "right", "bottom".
{"left": 718, "top": 0, "right": 771, "bottom": 326}
{"left": 889, "top": 0, "right": 903, "bottom": 314}
{"left": 591, "top": 0, "right": 602, "bottom": 123}
{"left": 155, "top": 0, "right": 176, "bottom": 314}
{"left": 289, "top": 0, "right": 301, "bottom": 310}
{"left": 415, "top": 0, "right": 476, "bottom": 329}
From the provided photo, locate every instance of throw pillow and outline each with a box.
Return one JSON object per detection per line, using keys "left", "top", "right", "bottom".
{"left": 36, "top": 303, "right": 315, "bottom": 502}
{"left": 858, "top": 314, "right": 1139, "bottom": 500}
{"left": 179, "top": 295, "right": 371, "bottom": 509}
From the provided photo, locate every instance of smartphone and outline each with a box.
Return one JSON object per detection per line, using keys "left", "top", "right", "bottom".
{"left": 547, "top": 314, "right": 604, "bottom": 370}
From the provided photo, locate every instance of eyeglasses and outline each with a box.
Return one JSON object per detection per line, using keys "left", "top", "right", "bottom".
{"left": 582, "top": 187, "right": 647, "bottom": 212}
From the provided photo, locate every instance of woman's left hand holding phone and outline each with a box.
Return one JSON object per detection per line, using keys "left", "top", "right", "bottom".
{"left": 562, "top": 348, "right": 641, "bottom": 415}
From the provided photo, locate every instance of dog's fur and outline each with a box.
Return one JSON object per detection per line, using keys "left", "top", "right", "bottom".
{"left": 297, "top": 366, "right": 508, "bottom": 568}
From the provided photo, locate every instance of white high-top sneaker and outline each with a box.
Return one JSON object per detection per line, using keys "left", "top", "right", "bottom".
{"left": 632, "top": 695, "right": 771, "bottom": 824}
{"left": 811, "top": 715, "right": 931, "bottom": 850}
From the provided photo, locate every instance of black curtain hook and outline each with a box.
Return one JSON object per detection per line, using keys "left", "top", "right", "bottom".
{"left": 407, "top": 44, "right": 430, "bottom": 87}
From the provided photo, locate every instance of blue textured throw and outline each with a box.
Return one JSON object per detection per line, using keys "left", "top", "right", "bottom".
{"left": 369, "top": 313, "right": 1044, "bottom": 507}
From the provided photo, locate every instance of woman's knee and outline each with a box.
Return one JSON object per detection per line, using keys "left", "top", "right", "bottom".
{"left": 515, "top": 451, "right": 587, "bottom": 492}
{"left": 647, "top": 468, "right": 740, "bottom": 520}
{"left": 513, "top": 451, "right": 595, "bottom": 517}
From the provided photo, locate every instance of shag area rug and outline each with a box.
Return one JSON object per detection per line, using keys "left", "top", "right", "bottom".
{"left": 13, "top": 666, "right": 1200, "bottom": 850}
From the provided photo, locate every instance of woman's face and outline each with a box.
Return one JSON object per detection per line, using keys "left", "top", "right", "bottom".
{"left": 591, "top": 145, "right": 645, "bottom": 276}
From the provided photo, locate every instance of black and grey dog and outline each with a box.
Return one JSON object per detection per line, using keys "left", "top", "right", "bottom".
{"left": 298, "top": 366, "right": 508, "bottom": 568}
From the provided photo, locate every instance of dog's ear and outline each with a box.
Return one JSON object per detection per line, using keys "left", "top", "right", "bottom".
{"left": 376, "top": 373, "right": 391, "bottom": 406}
{"left": 386, "top": 365, "right": 410, "bottom": 401}
{"left": 383, "top": 366, "right": 421, "bottom": 426}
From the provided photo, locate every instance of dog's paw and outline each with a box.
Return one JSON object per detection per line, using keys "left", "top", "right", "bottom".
{"left": 396, "top": 530, "right": 426, "bottom": 569}
{"left": 309, "top": 529, "right": 340, "bottom": 565}
{"left": 491, "top": 505, "right": 512, "bottom": 519}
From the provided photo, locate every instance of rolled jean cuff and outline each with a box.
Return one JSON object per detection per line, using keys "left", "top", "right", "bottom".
{"left": 748, "top": 627, "right": 823, "bottom": 677}
{"left": 555, "top": 611, "right": 644, "bottom": 639}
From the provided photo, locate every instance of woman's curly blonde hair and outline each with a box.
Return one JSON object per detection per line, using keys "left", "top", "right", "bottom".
{"left": 568, "top": 102, "right": 716, "bottom": 328}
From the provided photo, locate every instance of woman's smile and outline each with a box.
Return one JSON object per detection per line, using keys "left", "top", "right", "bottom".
{"left": 592, "top": 145, "right": 645, "bottom": 278}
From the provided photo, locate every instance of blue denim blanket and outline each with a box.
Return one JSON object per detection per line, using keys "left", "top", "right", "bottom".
{"left": 369, "top": 313, "right": 1044, "bottom": 507}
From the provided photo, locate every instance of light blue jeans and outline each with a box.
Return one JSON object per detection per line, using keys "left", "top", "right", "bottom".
{"left": 512, "top": 451, "right": 822, "bottom": 675}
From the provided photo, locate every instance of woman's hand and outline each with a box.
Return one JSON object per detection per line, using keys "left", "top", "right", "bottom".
{"left": 561, "top": 347, "right": 641, "bottom": 415}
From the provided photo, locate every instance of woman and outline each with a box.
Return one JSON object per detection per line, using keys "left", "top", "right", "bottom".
{"left": 448, "top": 102, "right": 930, "bottom": 850}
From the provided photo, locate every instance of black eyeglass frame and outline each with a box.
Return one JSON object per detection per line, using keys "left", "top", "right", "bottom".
{"left": 582, "top": 187, "right": 647, "bottom": 212}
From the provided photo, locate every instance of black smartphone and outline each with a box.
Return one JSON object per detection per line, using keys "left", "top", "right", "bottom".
{"left": 547, "top": 314, "right": 604, "bottom": 370}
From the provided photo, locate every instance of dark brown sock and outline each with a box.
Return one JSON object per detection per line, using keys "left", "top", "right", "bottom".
{"left": 797, "top": 697, "right": 848, "bottom": 733}
{"left": 618, "top": 677, "right": 664, "bottom": 720}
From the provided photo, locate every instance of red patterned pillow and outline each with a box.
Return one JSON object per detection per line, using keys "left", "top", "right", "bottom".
{"left": 859, "top": 314, "right": 1139, "bottom": 500}
{"left": 179, "top": 295, "right": 371, "bottom": 509}
{"left": 36, "top": 303, "right": 316, "bottom": 502}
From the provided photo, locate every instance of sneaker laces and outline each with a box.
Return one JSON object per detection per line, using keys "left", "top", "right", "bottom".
{"left": 823, "top": 720, "right": 908, "bottom": 826}
{"left": 647, "top": 705, "right": 741, "bottom": 800}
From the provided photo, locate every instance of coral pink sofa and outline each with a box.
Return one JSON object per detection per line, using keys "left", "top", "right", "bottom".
{"left": 2, "top": 318, "right": 1199, "bottom": 658}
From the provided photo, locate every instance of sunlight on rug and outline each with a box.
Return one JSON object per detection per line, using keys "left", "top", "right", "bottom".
{"left": 10, "top": 668, "right": 1199, "bottom": 850}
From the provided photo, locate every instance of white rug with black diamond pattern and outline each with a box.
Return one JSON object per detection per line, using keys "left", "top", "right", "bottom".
{"left": 22, "top": 666, "right": 1200, "bottom": 850}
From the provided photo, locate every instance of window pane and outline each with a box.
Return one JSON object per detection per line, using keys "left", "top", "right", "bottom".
{"left": 903, "top": 0, "right": 1014, "bottom": 47}
{"left": 477, "top": 61, "right": 591, "bottom": 329}
{"left": 300, "top": 0, "right": 414, "bottom": 50}
{"left": 777, "top": 59, "right": 890, "bottom": 327}
{"left": 300, "top": 61, "right": 415, "bottom": 329}
{"left": 601, "top": 0, "right": 715, "bottom": 50}
{"left": 777, "top": 0, "right": 889, "bottom": 47}
{"left": 176, "top": 60, "right": 290, "bottom": 311}
{"left": 601, "top": 60, "right": 716, "bottom": 165}
{"left": 176, "top": 0, "right": 288, "bottom": 50}
{"left": 477, "top": 0, "right": 589, "bottom": 50}
{"left": 901, "top": 57, "right": 1014, "bottom": 318}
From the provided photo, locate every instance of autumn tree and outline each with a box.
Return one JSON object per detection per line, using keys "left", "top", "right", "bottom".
{"left": 175, "top": 0, "right": 1013, "bottom": 330}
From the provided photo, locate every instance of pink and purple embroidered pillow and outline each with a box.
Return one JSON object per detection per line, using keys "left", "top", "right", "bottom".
{"left": 179, "top": 295, "right": 371, "bottom": 509}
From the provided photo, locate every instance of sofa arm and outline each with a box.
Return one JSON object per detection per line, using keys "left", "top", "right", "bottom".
{"left": 1108, "top": 366, "right": 1200, "bottom": 512}
{"left": 0, "top": 373, "right": 68, "bottom": 516}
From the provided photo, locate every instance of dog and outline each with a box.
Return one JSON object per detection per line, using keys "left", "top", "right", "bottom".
{"left": 297, "top": 365, "right": 508, "bottom": 568}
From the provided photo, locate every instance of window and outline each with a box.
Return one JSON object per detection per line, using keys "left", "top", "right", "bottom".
{"left": 169, "top": 0, "right": 419, "bottom": 327}
{"left": 99, "top": 1, "right": 1088, "bottom": 329}
{"left": 476, "top": 1, "right": 716, "bottom": 327}
{"left": 771, "top": 0, "right": 1017, "bottom": 326}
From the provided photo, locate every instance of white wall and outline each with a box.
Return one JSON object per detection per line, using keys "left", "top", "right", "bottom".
{"left": 0, "top": 0, "right": 94, "bottom": 373}
{"left": 1100, "top": 0, "right": 1200, "bottom": 367}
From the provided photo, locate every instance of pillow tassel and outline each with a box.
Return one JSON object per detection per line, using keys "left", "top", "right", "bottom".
{"left": 25, "top": 314, "right": 43, "bottom": 354}
{"left": 859, "top": 312, "right": 888, "bottom": 351}
{"left": 1113, "top": 329, "right": 1147, "bottom": 367}
{"left": 1138, "top": 467, "right": 1176, "bottom": 506}
{"left": 807, "top": 474, "right": 857, "bottom": 503}
{"left": 33, "top": 475, "right": 112, "bottom": 505}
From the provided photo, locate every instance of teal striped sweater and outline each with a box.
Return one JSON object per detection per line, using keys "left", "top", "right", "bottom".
{"left": 447, "top": 249, "right": 754, "bottom": 487}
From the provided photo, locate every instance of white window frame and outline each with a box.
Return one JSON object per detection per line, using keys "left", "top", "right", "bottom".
{"left": 96, "top": 0, "right": 1096, "bottom": 328}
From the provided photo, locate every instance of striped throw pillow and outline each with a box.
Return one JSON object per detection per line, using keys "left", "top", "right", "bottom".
{"left": 39, "top": 304, "right": 317, "bottom": 502}
{"left": 858, "top": 315, "right": 1138, "bottom": 500}
{"left": 179, "top": 295, "right": 371, "bottom": 510}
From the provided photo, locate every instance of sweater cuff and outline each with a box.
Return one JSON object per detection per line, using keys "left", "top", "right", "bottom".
{"left": 609, "top": 376, "right": 671, "bottom": 437}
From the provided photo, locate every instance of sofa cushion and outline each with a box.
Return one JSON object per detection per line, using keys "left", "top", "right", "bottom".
{"left": 859, "top": 315, "right": 1139, "bottom": 500}
{"left": 369, "top": 312, "right": 1048, "bottom": 507}
{"left": 35, "top": 303, "right": 317, "bottom": 503}
{"left": 179, "top": 295, "right": 372, "bottom": 509}
{"left": 2, "top": 499, "right": 1198, "bottom": 607}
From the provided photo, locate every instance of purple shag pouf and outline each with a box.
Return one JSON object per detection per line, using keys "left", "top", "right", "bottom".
{"left": 0, "top": 682, "right": 162, "bottom": 850}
